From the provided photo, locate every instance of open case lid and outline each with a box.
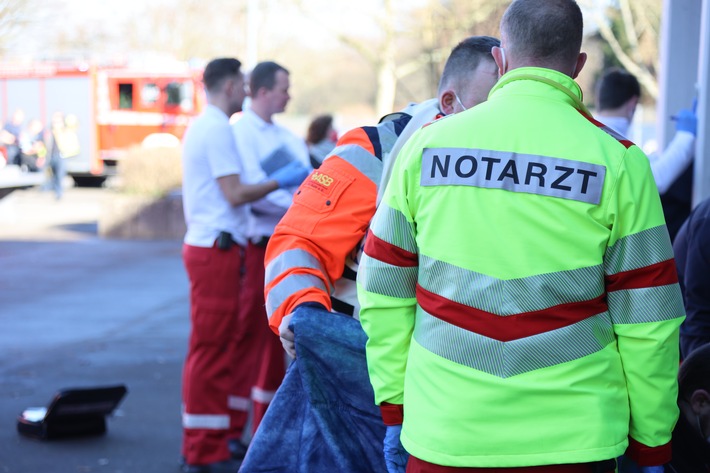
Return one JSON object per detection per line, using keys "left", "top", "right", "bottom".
{"left": 42, "top": 385, "right": 127, "bottom": 420}
{"left": 18, "top": 385, "right": 128, "bottom": 439}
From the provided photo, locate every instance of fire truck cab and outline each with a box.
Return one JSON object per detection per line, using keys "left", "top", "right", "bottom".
{"left": 0, "top": 62, "right": 203, "bottom": 186}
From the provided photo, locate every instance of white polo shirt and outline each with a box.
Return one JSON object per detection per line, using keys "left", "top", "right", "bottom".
{"left": 182, "top": 104, "right": 248, "bottom": 247}
{"left": 231, "top": 108, "right": 311, "bottom": 239}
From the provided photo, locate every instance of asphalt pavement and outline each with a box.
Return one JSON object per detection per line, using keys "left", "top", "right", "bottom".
{"left": 0, "top": 184, "right": 190, "bottom": 473}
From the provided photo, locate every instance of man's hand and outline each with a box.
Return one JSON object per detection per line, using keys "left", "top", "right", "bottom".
{"left": 271, "top": 161, "right": 310, "bottom": 188}
{"left": 383, "top": 425, "right": 408, "bottom": 473}
{"left": 279, "top": 313, "right": 296, "bottom": 358}
{"left": 673, "top": 98, "right": 698, "bottom": 136}
{"left": 674, "top": 108, "right": 697, "bottom": 136}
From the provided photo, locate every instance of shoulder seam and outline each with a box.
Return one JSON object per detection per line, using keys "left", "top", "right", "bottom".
{"left": 578, "top": 110, "right": 635, "bottom": 149}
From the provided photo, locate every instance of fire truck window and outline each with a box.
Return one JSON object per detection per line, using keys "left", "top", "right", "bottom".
{"left": 166, "top": 81, "right": 194, "bottom": 111}
{"left": 165, "top": 83, "right": 181, "bottom": 106}
{"left": 118, "top": 83, "right": 133, "bottom": 109}
{"left": 141, "top": 83, "right": 160, "bottom": 105}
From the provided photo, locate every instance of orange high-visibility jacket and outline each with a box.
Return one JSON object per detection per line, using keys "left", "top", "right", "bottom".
{"left": 264, "top": 100, "right": 441, "bottom": 333}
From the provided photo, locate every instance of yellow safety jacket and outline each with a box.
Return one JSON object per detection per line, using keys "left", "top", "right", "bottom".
{"left": 357, "top": 67, "right": 685, "bottom": 468}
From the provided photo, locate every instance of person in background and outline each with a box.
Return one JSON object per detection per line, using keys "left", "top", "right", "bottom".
{"left": 1, "top": 109, "right": 25, "bottom": 167}
{"left": 239, "top": 35, "right": 500, "bottom": 473}
{"left": 594, "top": 68, "right": 697, "bottom": 241}
{"left": 673, "top": 196, "right": 710, "bottom": 359}
{"left": 180, "top": 57, "right": 308, "bottom": 473}
{"left": 59, "top": 114, "right": 81, "bottom": 160}
{"left": 229, "top": 60, "right": 311, "bottom": 444}
{"left": 44, "top": 112, "right": 68, "bottom": 200}
{"left": 305, "top": 114, "right": 337, "bottom": 168}
{"left": 19, "top": 118, "right": 46, "bottom": 172}
{"left": 357, "top": 1, "right": 684, "bottom": 472}
{"left": 670, "top": 342, "right": 710, "bottom": 472}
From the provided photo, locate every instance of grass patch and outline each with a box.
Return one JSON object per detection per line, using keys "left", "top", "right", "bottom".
{"left": 116, "top": 145, "right": 182, "bottom": 197}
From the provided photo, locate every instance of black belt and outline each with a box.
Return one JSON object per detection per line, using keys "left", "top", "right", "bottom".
{"left": 330, "top": 297, "right": 355, "bottom": 317}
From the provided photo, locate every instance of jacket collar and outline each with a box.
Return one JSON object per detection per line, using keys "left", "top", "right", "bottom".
{"left": 490, "top": 67, "right": 589, "bottom": 115}
{"left": 243, "top": 108, "right": 273, "bottom": 130}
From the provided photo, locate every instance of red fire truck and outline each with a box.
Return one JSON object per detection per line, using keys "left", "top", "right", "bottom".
{"left": 0, "top": 61, "right": 204, "bottom": 186}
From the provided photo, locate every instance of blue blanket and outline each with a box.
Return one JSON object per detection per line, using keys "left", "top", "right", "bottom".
{"left": 239, "top": 307, "right": 386, "bottom": 472}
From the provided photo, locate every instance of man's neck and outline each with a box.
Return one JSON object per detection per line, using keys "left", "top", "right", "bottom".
{"left": 208, "top": 97, "right": 231, "bottom": 117}
{"left": 249, "top": 102, "right": 273, "bottom": 124}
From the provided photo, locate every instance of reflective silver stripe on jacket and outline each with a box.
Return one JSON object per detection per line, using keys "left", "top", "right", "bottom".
{"left": 608, "top": 285, "right": 686, "bottom": 325}
{"left": 358, "top": 253, "right": 418, "bottom": 299}
{"left": 266, "top": 273, "right": 329, "bottom": 317}
{"left": 604, "top": 225, "right": 674, "bottom": 275}
{"left": 414, "top": 305, "right": 615, "bottom": 378}
{"left": 370, "top": 204, "right": 417, "bottom": 254}
{"left": 265, "top": 248, "right": 330, "bottom": 291}
{"left": 325, "top": 144, "right": 383, "bottom": 188}
{"left": 418, "top": 255, "right": 604, "bottom": 315}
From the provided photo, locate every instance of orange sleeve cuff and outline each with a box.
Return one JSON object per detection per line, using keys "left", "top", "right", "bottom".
{"left": 267, "top": 292, "right": 332, "bottom": 335}
{"left": 380, "top": 402, "right": 404, "bottom": 426}
{"left": 625, "top": 437, "right": 672, "bottom": 466}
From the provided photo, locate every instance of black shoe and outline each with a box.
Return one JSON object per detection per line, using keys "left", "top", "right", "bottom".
{"left": 182, "top": 459, "right": 242, "bottom": 473}
{"left": 228, "top": 439, "right": 249, "bottom": 460}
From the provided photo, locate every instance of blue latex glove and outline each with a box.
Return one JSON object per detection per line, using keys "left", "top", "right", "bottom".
{"left": 673, "top": 98, "right": 698, "bottom": 135}
{"left": 640, "top": 466, "right": 665, "bottom": 473}
{"left": 383, "top": 425, "right": 409, "bottom": 473}
{"left": 674, "top": 108, "right": 697, "bottom": 135}
{"left": 270, "top": 160, "right": 310, "bottom": 188}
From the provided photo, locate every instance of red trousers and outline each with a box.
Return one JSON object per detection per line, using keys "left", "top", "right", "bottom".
{"left": 234, "top": 241, "right": 286, "bottom": 435}
{"left": 181, "top": 243, "right": 242, "bottom": 465}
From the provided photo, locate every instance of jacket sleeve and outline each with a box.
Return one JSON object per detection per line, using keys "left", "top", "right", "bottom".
{"left": 604, "top": 144, "right": 685, "bottom": 466}
{"left": 678, "top": 211, "right": 710, "bottom": 357}
{"left": 263, "top": 128, "right": 382, "bottom": 334}
{"left": 649, "top": 130, "right": 695, "bottom": 194}
{"left": 357, "top": 136, "right": 421, "bottom": 423}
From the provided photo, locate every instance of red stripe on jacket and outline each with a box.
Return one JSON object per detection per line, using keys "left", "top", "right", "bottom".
{"left": 363, "top": 232, "right": 417, "bottom": 267}
{"left": 417, "top": 284, "right": 607, "bottom": 342}
{"left": 579, "top": 110, "right": 634, "bottom": 149}
{"left": 605, "top": 259, "right": 678, "bottom": 292}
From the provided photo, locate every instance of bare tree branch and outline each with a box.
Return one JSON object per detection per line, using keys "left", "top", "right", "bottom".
{"left": 619, "top": 0, "right": 640, "bottom": 56}
{"left": 0, "top": 0, "right": 39, "bottom": 56}
{"left": 592, "top": 9, "right": 658, "bottom": 99}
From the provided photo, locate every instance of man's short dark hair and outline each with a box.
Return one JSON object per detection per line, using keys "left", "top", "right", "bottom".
{"left": 202, "top": 58, "right": 242, "bottom": 93}
{"left": 596, "top": 68, "right": 641, "bottom": 111}
{"left": 438, "top": 36, "right": 500, "bottom": 95}
{"left": 502, "top": 0, "right": 583, "bottom": 66}
{"left": 250, "top": 61, "right": 289, "bottom": 96}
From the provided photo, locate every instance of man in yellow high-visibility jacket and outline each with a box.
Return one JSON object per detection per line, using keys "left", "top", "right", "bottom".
{"left": 357, "top": 1, "right": 685, "bottom": 472}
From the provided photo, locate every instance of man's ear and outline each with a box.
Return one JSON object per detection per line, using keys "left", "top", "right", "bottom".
{"left": 690, "top": 389, "right": 710, "bottom": 415}
{"left": 572, "top": 52, "right": 587, "bottom": 79}
{"left": 224, "top": 77, "right": 238, "bottom": 98}
{"left": 439, "top": 90, "right": 456, "bottom": 116}
{"left": 492, "top": 46, "right": 506, "bottom": 77}
{"left": 625, "top": 95, "right": 640, "bottom": 120}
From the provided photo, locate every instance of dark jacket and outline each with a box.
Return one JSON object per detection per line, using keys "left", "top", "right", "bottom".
{"left": 673, "top": 196, "right": 710, "bottom": 359}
